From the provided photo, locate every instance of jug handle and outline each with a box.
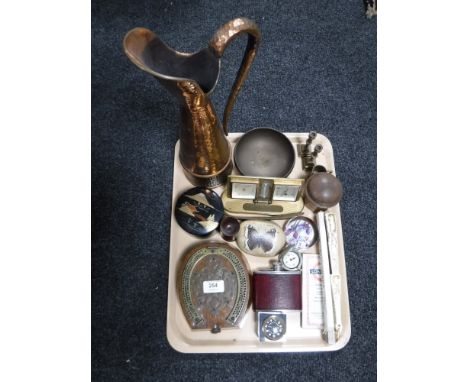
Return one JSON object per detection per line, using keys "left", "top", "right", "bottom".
{"left": 209, "top": 18, "right": 261, "bottom": 136}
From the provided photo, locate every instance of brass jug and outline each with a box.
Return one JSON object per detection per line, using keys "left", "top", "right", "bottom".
{"left": 123, "top": 18, "right": 261, "bottom": 187}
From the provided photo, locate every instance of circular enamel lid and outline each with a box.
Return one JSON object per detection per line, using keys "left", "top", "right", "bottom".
{"left": 174, "top": 187, "right": 224, "bottom": 236}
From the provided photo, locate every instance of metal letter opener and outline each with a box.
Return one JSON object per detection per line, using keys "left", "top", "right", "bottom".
{"left": 325, "top": 213, "right": 342, "bottom": 339}
{"left": 317, "top": 211, "right": 342, "bottom": 344}
{"left": 317, "top": 211, "right": 335, "bottom": 344}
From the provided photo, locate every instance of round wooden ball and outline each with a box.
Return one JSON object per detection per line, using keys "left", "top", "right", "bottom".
{"left": 304, "top": 172, "right": 343, "bottom": 210}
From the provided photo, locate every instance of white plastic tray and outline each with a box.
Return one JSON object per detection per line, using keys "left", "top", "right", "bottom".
{"left": 166, "top": 132, "right": 351, "bottom": 353}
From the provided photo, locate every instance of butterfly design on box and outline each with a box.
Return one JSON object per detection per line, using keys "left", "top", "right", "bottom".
{"left": 245, "top": 225, "right": 277, "bottom": 253}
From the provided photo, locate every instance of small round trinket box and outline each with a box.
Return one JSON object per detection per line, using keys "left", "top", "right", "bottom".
{"left": 174, "top": 187, "right": 224, "bottom": 236}
{"left": 283, "top": 216, "right": 318, "bottom": 250}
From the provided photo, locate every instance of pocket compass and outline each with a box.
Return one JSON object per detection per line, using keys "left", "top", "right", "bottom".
{"left": 258, "top": 312, "right": 287, "bottom": 342}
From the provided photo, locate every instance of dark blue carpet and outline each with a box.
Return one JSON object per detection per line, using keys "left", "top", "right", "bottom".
{"left": 92, "top": 0, "right": 376, "bottom": 380}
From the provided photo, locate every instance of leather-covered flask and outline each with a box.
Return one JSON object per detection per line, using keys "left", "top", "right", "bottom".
{"left": 253, "top": 268, "right": 302, "bottom": 311}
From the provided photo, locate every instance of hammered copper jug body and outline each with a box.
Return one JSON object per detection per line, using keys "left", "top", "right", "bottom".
{"left": 124, "top": 18, "right": 261, "bottom": 187}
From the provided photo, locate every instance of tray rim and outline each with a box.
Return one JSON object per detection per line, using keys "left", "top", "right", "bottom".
{"left": 166, "top": 132, "right": 351, "bottom": 353}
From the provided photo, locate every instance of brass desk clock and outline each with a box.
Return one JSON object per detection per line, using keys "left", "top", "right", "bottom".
{"left": 221, "top": 175, "right": 304, "bottom": 217}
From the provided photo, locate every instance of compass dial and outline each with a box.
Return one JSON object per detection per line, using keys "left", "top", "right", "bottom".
{"left": 261, "top": 315, "right": 286, "bottom": 341}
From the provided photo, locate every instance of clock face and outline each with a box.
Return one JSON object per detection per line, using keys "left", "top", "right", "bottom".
{"left": 281, "top": 250, "right": 302, "bottom": 270}
{"left": 231, "top": 182, "right": 257, "bottom": 200}
{"left": 273, "top": 185, "right": 300, "bottom": 201}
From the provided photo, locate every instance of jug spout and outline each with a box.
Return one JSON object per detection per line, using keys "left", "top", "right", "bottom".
{"left": 124, "top": 18, "right": 261, "bottom": 187}
{"left": 123, "top": 27, "right": 221, "bottom": 97}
